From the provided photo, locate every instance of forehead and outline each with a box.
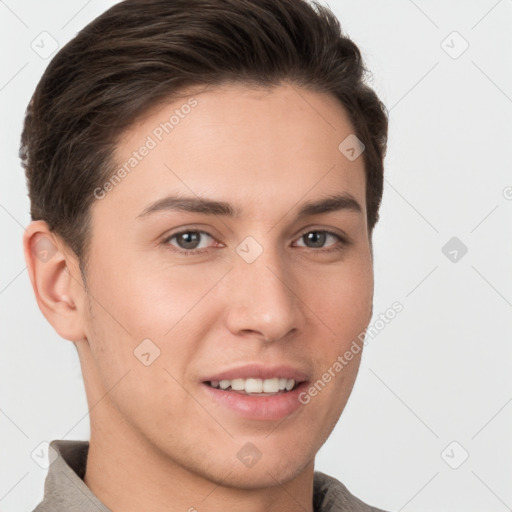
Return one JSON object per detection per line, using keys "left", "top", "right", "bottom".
{"left": 105, "top": 82, "right": 366, "bottom": 219}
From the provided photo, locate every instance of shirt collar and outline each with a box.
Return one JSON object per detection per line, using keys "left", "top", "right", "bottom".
{"left": 35, "top": 439, "right": 110, "bottom": 512}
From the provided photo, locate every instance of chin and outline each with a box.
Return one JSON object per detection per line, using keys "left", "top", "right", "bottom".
{"left": 217, "top": 459, "right": 311, "bottom": 490}
{"left": 182, "top": 439, "right": 316, "bottom": 491}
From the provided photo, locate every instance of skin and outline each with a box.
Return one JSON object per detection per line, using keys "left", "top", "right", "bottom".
{"left": 24, "top": 82, "right": 374, "bottom": 512}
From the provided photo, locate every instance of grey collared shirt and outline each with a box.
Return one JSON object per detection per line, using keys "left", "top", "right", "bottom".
{"left": 32, "top": 439, "right": 388, "bottom": 512}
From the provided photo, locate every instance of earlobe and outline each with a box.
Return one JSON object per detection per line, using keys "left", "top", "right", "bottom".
{"left": 23, "top": 220, "right": 87, "bottom": 342}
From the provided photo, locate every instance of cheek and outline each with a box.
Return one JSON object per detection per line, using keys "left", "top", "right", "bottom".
{"left": 300, "top": 255, "right": 372, "bottom": 411}
{"left": 86, "top": 248, "right": 225, "bottom": 336}
{"left": 305, "top": 256, "right": 373, "bottom": 340}
{"left": 81, "top": 253, "right": 230, "bottom": 389}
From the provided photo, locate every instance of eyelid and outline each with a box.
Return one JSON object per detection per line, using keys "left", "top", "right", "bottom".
{"left": 295, "top": 226, "right": 351, "bottom": 245}
{"left": 162, "top": 226, "right": 350, "bottom": 255}
{"left": 163, "top": 229, "right": 219, "bottom": 252}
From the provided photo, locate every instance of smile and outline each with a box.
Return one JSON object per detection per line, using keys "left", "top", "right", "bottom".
{"left": 207, "top": 377, "right": 298, "bottom": 394}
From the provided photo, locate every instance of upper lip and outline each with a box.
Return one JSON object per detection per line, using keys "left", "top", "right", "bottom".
{"left": 202, "top": 363, "right": 309, "bottom": 383}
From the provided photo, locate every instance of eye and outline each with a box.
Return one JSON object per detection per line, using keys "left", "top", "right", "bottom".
{"left": 164, "top": 230, "right": 217, "bottom": 254}
{"left": 163, "top": 228, "right": 349, "bottom": 256}
{"left": 294, "top": 230, "right": 347, "bottom": 251}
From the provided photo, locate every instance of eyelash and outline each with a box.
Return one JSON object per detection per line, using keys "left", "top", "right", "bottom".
{"left": 162, "top": 228, "right": 350, "bottom": 256}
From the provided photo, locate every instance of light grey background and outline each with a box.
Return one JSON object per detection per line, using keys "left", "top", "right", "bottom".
{"left": 1, "top": 1, "right": 511, "bottom": 511}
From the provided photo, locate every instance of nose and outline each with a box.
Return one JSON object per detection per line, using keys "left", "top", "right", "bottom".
{"left": 224, "top": 245, "right": 303, "bottom": 343}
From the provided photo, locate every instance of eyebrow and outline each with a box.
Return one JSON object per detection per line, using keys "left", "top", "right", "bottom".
{"left": 137, "top": 192, "right": 362, "bottom": 219}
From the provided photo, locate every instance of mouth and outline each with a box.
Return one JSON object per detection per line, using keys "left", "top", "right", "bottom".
{"left": 205, "top": 377, "right": 301, "bottom": 396}
{"left": 200, "top": 366, "right": 309, "bottom": 421}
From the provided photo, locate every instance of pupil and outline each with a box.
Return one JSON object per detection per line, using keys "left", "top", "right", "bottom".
{"left": 306, "top": 231, "right": 325, "bottom": 248}
{"left": 180, "top": 232, "right": 200, "bottom": 249}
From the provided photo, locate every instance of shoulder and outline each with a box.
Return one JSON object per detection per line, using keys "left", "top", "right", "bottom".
{"left": 313, "top": 471, "right": 389, "bottom": 512}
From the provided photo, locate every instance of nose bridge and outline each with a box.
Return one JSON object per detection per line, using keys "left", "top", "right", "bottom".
{"left": 227, "top": 237, "right": 300, "bottom": 341}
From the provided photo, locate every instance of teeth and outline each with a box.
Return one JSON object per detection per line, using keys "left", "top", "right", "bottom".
{"left": 245, "top": 378, "right": 262, "bottom": 393}
{"left": 263, "top": 378, "right": 279, "bottom": 393}
{"left": 231, "top": 378, "right": 245, "bottom": 391}
{"left": 208, "top": 377, "right": 297, "bottom": 394}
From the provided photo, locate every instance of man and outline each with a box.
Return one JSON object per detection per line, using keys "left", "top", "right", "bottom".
{"left": 21, "top": 0, "right": 389, "bottom": 510}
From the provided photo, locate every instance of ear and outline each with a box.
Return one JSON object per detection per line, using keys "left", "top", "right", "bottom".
{"left": 23, "top": 220, "right": 87, "bottom": 342}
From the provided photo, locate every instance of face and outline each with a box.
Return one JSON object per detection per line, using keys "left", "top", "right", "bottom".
{"left": 77, "top": 82, "right": 373, "bottom": 488}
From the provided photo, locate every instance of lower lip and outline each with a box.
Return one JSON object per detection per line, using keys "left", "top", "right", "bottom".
{"left": 201, "top": 382, "right": 308, "bottom": 421}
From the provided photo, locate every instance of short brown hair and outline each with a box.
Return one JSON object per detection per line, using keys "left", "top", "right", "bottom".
{"left": 20, "top": 0, "right": 388, "bottom": 272}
